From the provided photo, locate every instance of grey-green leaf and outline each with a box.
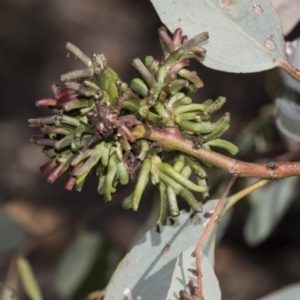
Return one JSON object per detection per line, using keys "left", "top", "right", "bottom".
{"left": 257, "top": 283, "right": 300, "bottom": 300}
{"left": 16, "top": 255, "right": 43, "bottom": 300}
{"left": 166, "top": 247, "right": 221, "bottom": 300}
{"left": 244, "top": 176, "right": 299, "bottom": 246}
{"left": 151, "top": 0, "right": 286, "bottom": 73}
{"left": 104, "top": 204, "right": 220, "bottom": 300}
{"left": 275, "top": 99, "right": 300, "bottom": 143}
{"left": 55, "top": 232, "right": 102, "bottom": 299}
{"left": 0, "top": 213, "right": 27, "bottom": 255}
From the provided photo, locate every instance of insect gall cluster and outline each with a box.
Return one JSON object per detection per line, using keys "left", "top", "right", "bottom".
{"left": 28, "top": 27, "right": 238, "bottom": 224}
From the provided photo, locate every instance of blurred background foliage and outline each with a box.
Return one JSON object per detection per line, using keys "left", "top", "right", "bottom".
{"left": 0, "top": 1, "right": 300, "bottom": 300}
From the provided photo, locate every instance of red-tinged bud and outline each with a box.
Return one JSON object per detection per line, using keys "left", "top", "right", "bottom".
{"left": 191, "top": 45, "right": 207, "bottom": 55}
{"left": 30, "top": 135, "right": 56, "bottom": 146}
{"left": 57, "top": 93, "right": 78, "bottom": 105}
{"left": 35, "top": 138, "right": 57, "bottom": 147}
{"left": 47, "top": 166, "right": 61, "bottom": 183}
{"left": 53, "top": 88, "right": 75, "bottom": 100}
{"left": 65, "top": 163, "right": 83, "bottom": 190}
{"left": 40, "top": 159, "right": 58, "bottom": 172}
{"left": 47, "top": 159, "right": 71, "bottom": 183}
{"left": 158, "top": 27, "right": 175, "bottom": 53}
{"left": 167, "top": 59, "right": 190, "bottom": 75}
{"left": 173, "top": 28, "right": 183, "bottom": 48}
{"left": 70, "top": 162, "right": 83, "bottom": 176}
{"left": 65, "top": 176, "right": 76, "bottom": 191}
{"left": 35, "top": 98, "right": 57, "bottom": 107}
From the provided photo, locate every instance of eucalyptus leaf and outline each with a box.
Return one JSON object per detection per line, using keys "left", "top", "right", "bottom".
{"left": 55, "top": 232, "right": 102, "bottom": 299}
{"left": 151, "top": 0, "right": 286, "bottom": 73}
{"left": 0, "top": 213, "right": 27, "bottom": 255}
{"left": 166, "top": 247, "right": 221, "bottom": 300}
{"left": 256, "top": 283, "right": 300, "bottom": 300}
{"left": 104, "top": 203, "right": 221, "bottom": 300}
{"left": 244, "top": 176, "right": 299, "bottom": 246}
{"left": 16, "top": 255, "right": 43, "bottom": 300}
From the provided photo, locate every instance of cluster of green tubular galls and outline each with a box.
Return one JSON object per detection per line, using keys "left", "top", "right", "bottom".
{"left": 28, "top": 27, "right": 238, "bottom": 224}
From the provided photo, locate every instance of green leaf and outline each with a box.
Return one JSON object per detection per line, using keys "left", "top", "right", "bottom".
{"left": 0, "top": 213, "right": 27, "bottom": 255}
{"left": 166, "top": 247, "right": 221, "bottom": 300}
{"left": 257, "top": 283, "right": 300, "bottom": 300}
{"left": 150, "top": 0, "right": 286, "bottom": 73}
{"left": 104, "top": 204, "right": 219, "bottom": 300}
{"left": 244, "top": 176, "right": 299, "bottom": 246}
{"left": 55, "top": 232, "right": 102, "bottom": 299}
{"left": 16, "top": 254, "right": 43, "bottom": 300}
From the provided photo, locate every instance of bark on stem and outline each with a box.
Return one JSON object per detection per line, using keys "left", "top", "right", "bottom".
{"left": 132, "top": 125, "right": 300, "bottom": 179}
{"left": 192, "top": 176, "right": 237, "bottom": 299}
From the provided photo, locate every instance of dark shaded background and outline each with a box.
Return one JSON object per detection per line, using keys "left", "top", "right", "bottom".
{"left": 0, "top": 1, "right": 300, "bottom": 299}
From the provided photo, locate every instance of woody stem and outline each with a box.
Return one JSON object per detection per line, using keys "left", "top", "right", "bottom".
{"left": 132, "top": 125, "right": 300, "bottom": 180}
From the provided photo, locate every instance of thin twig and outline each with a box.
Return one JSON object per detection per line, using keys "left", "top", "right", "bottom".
{"left": 192, "top": 175, "right": 238, "bottom": 299}
{"left": 278, "top": 60, "right": 300, "bottom": 83}
{"left": 221, "top": 179, "right": 270, "bottom": 217}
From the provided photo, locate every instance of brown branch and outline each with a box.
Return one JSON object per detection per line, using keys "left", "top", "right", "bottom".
{"left": 192, "top": 175, "right": 237, "bottom": 299}
{"left": 278, "top": 60, "right": 300, "bottom": 83}
{"left": 132, "top": 125, "right": 300, "bottom": 179}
